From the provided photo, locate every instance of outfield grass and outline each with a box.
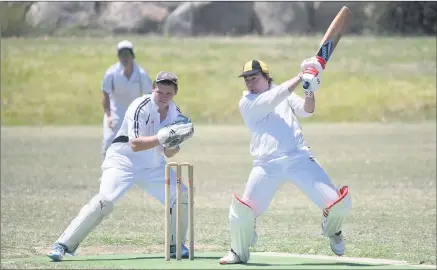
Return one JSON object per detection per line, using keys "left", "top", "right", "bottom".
{"left": 1, "top": 36, "right": 436, "bottom": 125}
{"left": 1, "top": 123, "right": 435, "bottom": 269}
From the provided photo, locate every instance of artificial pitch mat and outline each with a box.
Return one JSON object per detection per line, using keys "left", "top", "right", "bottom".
{"left": 2, "top": 252, "right": 435, "bottom": 269}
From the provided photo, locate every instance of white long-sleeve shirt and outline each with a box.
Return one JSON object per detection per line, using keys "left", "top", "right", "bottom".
{"left": 239, "top": 84, "right": 313, "bottom": 163}
{"left": 102, "top": 93, "right": 182, "bottom": 170}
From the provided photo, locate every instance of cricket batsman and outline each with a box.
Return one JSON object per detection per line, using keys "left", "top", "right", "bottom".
{"left": 101, "top": 40, "right": 153, "bottom": 158}
{"left": 219, "top": 58, "right": 352, "bottom": 264}
{"left": 47, "top": 71, "right": 194, "bottom": 261}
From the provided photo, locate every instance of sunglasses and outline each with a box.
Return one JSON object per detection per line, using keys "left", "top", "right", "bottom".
{"left": 118, "top": 50, "right": 133, "bottom": 57}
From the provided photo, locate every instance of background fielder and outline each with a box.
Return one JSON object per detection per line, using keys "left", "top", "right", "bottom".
{"left": 101, "top": 40, "right": 153, "bottom": 158}
{"left": 219, "top": 58, "right": 351, "bottom": 265}
{"left": 47, "top": 71, "right": 194, "bottom": 261}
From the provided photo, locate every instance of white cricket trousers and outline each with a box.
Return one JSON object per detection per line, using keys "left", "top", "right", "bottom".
{"left": 99, "top": 165, "right": 187, "bottom": 206}
{"left": 242, "top": 150, "right": 340, "bottom": 217}
{"left": 102, "top": 114, "right": 123, "bottom": 158}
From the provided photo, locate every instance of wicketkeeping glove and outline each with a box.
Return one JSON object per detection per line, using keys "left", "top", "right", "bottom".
{"left": 170, "top": 114, "right": 191, "bottom": 125}
{"left": 157, "top": 122, "right": 194, "bottom": 148}
{"left": 165, "top": 132, "right": 193, "bottom": 148}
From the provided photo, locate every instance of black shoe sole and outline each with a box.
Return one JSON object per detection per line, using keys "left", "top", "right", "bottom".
{"left": 170, "top": 254, "right": 189, "bottom": 259}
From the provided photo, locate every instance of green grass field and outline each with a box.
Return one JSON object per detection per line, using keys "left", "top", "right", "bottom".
{"left": 1, "top": 36, "right": 436, "bottom": 125}
{"left": 1, "top": 123, "right": 436, "bottom": 269}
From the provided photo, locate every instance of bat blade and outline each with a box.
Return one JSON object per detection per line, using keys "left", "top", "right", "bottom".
{"left": 316, "top": 6, "right": 352, "bottom": 63}
{"left": 303, "top": 6, "right": 352, "bottom": 90}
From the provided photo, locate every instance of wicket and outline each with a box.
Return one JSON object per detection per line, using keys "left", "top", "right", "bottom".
{"left": 164, "top": 162, "right": 194, "bottom": 261}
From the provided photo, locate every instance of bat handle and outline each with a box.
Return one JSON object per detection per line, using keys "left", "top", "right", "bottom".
{"left": 303, "top": 81, "right": 310, "bottom": 89}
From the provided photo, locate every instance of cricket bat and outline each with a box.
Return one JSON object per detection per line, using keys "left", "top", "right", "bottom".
{"left": 303, "top": 6, "right": 352, "bottom": 89}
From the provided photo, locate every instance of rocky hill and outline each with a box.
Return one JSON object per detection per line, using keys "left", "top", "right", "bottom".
{"left": 2, "top": 1, "right": 436, "bottom": 37}
{"left": 22, "top": 2, "right": 386, "bottom": 35}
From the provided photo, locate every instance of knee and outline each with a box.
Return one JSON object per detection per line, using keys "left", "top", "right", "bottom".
{"left": 240, "top": 196, "right": 263, "bottom": 217}
{"left": 229, "top": 195, "right": 256, "bottom": 222}
{"left": 89, "top": 194, "right": 115, "bottom": 216}
{"left": 328, "top": 186, "right": 351, "bottom": 217}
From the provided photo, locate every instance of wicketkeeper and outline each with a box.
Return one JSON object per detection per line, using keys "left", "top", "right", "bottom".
{"left": 219, "top": 57, "right": 352, "bottom": 264}
{"left": 48, "top": 71, "right": 195, "bottom": 261}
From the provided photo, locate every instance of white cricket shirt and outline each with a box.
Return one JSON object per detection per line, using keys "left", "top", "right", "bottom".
{"left": 101, "top": 61, "right": 153, "bottom": 121}
{"left": 103, "top": 93, "right": 182, "bottom": 170}
{"left": 239, "top": 84, "right": 313, "bottom": 163}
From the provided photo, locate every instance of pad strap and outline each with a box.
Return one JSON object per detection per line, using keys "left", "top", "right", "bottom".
{"left": 322, "top": 186, "right": 351, "bottom": 237}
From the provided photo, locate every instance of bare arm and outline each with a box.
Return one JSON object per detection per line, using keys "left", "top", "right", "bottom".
{"left": 303, "top": 95, "right": 315, "bottom": 113}
{"left": 102, "top": 92, "right": 111, "bottom": 117}
{"left": 130, "top": 135, "right": 160, "bottom": 152}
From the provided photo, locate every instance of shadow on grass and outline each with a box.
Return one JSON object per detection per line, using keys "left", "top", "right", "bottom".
{"left": 60, "top": 257, "right": 381, "bottom": 268}
{"left": 61, "top": 256, "right": 222, "bottom": 262}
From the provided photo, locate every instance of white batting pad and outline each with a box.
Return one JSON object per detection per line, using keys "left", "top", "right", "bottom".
{"left": 322, "top": 186, "right": 351, "bottom": 237}
{"left": 229, "top": 194, "right": 255, "bottom": 263}
{"left": 57, "top": 194, "right": 114, "bottom": 253}
{"left": 169, "top": 191, "right": 189, "bottom": 255}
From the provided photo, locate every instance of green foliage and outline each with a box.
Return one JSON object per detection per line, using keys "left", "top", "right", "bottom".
{"left": 0, "top": 2, "right": 34, "bottom": 37}
{"left": 372, "top": 2, "right": 437, "bottom": 35}
{"left": 1, "top": 36, "right": 436, "bottom": 125}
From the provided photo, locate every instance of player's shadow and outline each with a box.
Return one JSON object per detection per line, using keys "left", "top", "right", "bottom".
{"left": 61, "top": 255, "right": 221, "bottom": 262}
{"left": 245, "top": 262, "right": 383, "bottom": 267}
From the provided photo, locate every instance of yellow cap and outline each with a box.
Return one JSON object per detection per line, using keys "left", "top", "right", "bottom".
{"left": 238, "top": 60, "right": 269, "bottom": 77}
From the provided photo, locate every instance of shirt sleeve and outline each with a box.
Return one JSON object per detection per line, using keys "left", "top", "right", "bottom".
{"left": 101, "top": 69, "right": 113, "bottom": 94}
{"left": 127, "top": 98, "right": 151, "bottom": 140}
{"left": 288, "top": 92, "right": 313, "bottom": 118}
{"left": 141, "top": 71, "right": 153, "bottom": 94}
{"left": 239, "top": 84, "right": 290, "bottom": 122}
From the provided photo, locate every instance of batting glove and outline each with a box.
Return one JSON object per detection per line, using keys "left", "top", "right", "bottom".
{"left": 300, "top": 56, "right": 326, "bottom": 74}
{"left": 301, "top": 67, "right": 322, "bottom": 97}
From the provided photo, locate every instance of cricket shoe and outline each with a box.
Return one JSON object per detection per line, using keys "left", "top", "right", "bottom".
{"left": 329, "top": 231, "right": 345, "bottom": 256}
{"left": 219, "top": 249, "right": 243, "bottom": 265}
{"left": 170, "top": 244, "right": 190, "bottom": 259}
{"left": 47, "top": 243, "right": 67, "bottom": 262}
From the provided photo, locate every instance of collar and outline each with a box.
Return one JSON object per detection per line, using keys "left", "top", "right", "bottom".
{"left": 150, "top": 92, "right": 179, "bottom": 119}
{"left": 116, "top": 61, "right": 138, "bottom": 75}
{"left": 243, "top": 84, "right": 276, "bottom": 96}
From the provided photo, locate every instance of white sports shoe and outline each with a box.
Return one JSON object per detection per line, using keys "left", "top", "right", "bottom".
{"left": 219, "top": 250, "right": 242, "bottom": 265}
{"left": 47, "top": 243, "right": 67, "bottom": 262}
{"left": 329, "top": 231, "right": 345, "bottom": 256}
